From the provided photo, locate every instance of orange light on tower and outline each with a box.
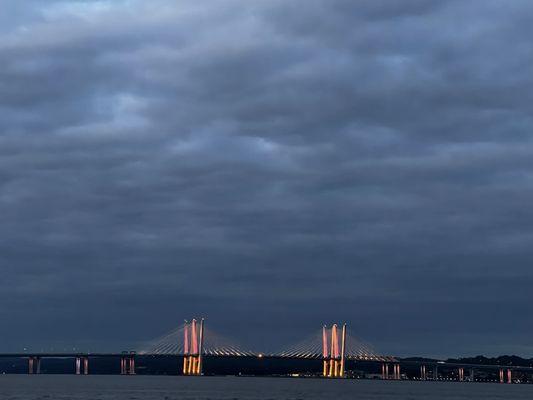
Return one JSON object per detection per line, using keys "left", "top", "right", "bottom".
{"left": 322, "top": 323, "right": 347, "bottom": 378}
{"left": 196, "top": 319, "right": 204, "bottom": 375}
{"left": 182, "top": 318, "right": 205, "bottom": 376}
{"left": 183, "top": 320, "right": 189, "bottom": 374}
{"left": 332, "top": 324, "right": 339, "bottom": 378}
{"left": 328, "top": 324, "right": 336, "bottom": 377}
{"left": 322, "top": 326, "right": 328, "bottom": 377}
{"left": 339, "top": 324, "right": 346, "bottom": 377}
{"left": 189, "top": 319, "right": 198, "bottom": 374}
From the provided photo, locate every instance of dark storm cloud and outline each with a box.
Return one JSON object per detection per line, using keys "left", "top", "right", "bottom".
{"left": 1, "top": 0, "right": 533, "bottom": 357}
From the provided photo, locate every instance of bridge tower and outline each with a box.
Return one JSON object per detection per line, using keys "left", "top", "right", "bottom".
{"left": 322, "top": 323, "right": 346, "bottom": 378}
{"left": 183, "top": 318, "right": 205, "bottom": 375}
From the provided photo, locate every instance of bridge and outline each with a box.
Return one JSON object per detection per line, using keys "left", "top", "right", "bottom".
{"left": 0, "top": 318, "right": 528, "bottom": 383}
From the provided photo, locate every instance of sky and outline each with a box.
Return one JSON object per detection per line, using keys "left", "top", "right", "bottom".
{"left": 1, "top": 0, "right": 533, "bottom": 358}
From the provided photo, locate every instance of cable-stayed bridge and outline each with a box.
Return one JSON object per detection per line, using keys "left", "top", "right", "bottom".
{"left": 0, "top": 318, "right": 530, "bottom": 382}
{"left": 138, "top": 320, "right": 255, "bottom": 357}
{"left": 138, "top": 320, "right": 391, "bottom": 360}
{"left": 135, "top": 320, "right": 393, "bottom": 376}
{"left": 277, "top": 326, "right": 394, "bottom": 362}
{"left": 0, "top": 318, "right": 394, "bottom": 377}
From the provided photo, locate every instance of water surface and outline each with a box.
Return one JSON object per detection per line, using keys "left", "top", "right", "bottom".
{"left": 0, "top": 375, "right": 531, "bottom": 399}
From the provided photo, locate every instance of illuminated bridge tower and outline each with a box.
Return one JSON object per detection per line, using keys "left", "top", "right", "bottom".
{"left": 322, "top": 323, "right": 347, "bottom": 378}
{"left": 183, "top": 318, "right": 205, "bottom": 376}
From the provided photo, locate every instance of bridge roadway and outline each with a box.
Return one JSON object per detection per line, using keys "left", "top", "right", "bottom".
{"left": 0, "top": 352, "right": 142, "bottom": 375}
{"left": 0, "top": 353, "right": 131, "bottom": 358}
{"left": 0, "top": 353, "right": 532, "bottom": 379}
{"left": 397, "top": 359, "right": 533, "bottom": 372}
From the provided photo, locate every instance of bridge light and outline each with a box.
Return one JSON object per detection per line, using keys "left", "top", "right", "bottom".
{"left": 258, "top": 353, "right": 264, "bottom": 358}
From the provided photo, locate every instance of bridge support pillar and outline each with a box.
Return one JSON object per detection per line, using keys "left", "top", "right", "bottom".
{"left": 28, "top": 357, "right": 40, "bottom": 374}
{"left": 129, "top": 357, "right": 135, "bottom": 375}
{"left": 83, "top": 357, "right": 89, "bottom": 375}
{"left": 381, "top": 363, "right": 390, "bottom": 379}
{"left": 76, "top": 357, "right": 81, "bottom": 375}
{"left": 120, "top": 356, "right": 135, "bottom": 375}
{"left": 420, "top": 365, "right": 427, "bottom": 381}
{"left": 393, "top": 364, "right": 400, "bottom": 379}
{"left": 458, "top": 367, "right": 464, "bottom": 381}
{"left": 470, "top": 368, "right": 474, "bottom": 382}
{"left": 433, "top": 365, "right": 438, "bottom": 380}
{"left": 507, "top": 369, "right": 512, "bottom": 384}
{"left": 499, "top": 368, "right": 504, "bottom": 383}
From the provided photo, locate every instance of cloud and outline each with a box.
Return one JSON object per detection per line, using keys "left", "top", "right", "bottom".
{"left": 0, "top": 0, "right": 533, "bottom": 357}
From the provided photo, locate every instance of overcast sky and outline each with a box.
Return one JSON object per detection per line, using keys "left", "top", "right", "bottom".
{"left": 1, "top": 0, "right": 533, "bottom": 358}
